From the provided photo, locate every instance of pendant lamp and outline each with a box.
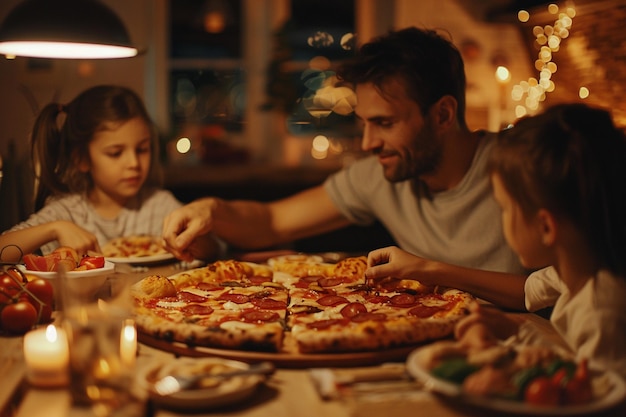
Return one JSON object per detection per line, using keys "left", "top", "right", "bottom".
{"left": 0, "top": 0, "right": 138, "bottom": 59}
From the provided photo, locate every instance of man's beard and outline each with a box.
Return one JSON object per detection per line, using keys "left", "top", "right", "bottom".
{"left": 379, "top": 127, "right": 442, "bottom": 183}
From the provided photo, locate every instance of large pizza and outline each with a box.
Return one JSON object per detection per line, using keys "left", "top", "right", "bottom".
{"left": 131, "top": 256, "right": 474, "bottom": 355}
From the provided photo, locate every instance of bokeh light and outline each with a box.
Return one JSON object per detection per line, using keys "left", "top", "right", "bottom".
{"left": 176, "top": 137, "right": 192, "bottom": 154}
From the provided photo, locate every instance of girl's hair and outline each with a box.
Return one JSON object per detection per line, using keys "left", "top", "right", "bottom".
{"left": 488, "top": 103, "right": 626, "bottom": 276}
{"left": 336, "top": 26, "right": 468, "bottom": 129}
{"left": 31, "top": 85, "right": 162, "bottom": 210}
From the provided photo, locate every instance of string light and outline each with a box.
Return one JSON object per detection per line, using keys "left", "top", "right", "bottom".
{"left": 512, "top": 2, "right": 576, "bottom": 117}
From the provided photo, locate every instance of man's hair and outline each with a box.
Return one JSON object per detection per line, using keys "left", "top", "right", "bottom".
{"left": 337, "top": 27, "right": 467, "bottom": 128}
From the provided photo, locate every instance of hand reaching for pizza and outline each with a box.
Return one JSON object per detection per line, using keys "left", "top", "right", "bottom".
{"left": 162, "top": 199, "right": 218, "bottom": 261}
{"left": 365, "top": 245, "right": 437, "bottom": 287}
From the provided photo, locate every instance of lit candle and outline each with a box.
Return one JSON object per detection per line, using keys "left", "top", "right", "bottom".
{"left": 119, "top": 319, "right": 137, "bottom": 367}
{"left": 23, "top": 325, "right": 69, "bottom": 388}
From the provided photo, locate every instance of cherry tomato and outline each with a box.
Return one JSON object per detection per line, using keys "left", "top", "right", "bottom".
{"left": 1, "top": 300, "right": 38, "bottom": 334}
{"left": 78, "top": 256, "right": 105, "bottom": 270}
{"left": 564, "top": 360, "right": 593, "bottom": 405}
{"left": 0, "top": 275, "right": 22, "bottom": 303}
{"left": 22, "top": 253, "right": 49, "bottom": 272}
{"left": 524, "top": 376, "right": 561, "bottom": 406}
{"left": 551, "top": 367, "right": 571, "bottom": 387}
{"left": 24, "top": 279, "right": 55, "bottom": 322}
{"left": 25, "top": 279, "right": 54, "bottom": 305}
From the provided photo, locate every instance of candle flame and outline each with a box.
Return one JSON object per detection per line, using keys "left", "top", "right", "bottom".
{"left": 45, "top": 325, "right": 58, "bottom": 343}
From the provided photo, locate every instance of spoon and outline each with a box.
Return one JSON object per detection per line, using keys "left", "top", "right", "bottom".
{"left": 153, "top": 361, "right": 275, "bottom": 396}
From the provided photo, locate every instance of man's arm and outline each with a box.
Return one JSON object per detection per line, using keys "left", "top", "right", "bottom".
{"left": 163, "top": 185, "right": 352, "bottom": 259}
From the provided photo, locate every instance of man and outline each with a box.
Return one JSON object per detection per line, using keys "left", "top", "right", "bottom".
{"left": 162, "top": 27, "right": 528, "bottom": 310}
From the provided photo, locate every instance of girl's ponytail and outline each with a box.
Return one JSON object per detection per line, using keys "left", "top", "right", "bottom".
{"left": 31, "top": 102, "right": 69, "bottom": 210}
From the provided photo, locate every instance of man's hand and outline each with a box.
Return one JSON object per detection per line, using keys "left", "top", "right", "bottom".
{"left": 162, "top": 199, "right": 218, "bottom": 261}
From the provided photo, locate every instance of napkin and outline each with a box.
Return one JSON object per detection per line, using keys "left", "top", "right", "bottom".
{"left": 309, "top": 363, "right": 413, "bottom": 400}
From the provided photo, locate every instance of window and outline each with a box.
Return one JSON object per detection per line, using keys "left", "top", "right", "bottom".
{"left": 167, "top": 0, "right": 358, "bottom": 164}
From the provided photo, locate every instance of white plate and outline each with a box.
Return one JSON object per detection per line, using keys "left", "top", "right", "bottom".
{"left": 406, "top": 347, "right": 626, "bottom": 416}
{"left": 106, "top": 252, "right": 175, "bottom": 265}
{"left": 18, "top": 260, "right": 115, "bottom": 278}
{"left": 139, "top": 357, "right": 266, "bottom": 411}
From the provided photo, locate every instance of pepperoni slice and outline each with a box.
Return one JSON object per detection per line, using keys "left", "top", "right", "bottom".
{"left": 248, "top": 275, "right": 272, "bottom": 285}
{"left": 306, "top": 318, "right": 349, "bottom": 330}
{"left": 178, "top": 291, "right": 208, "bottom": 303}
{"left": 389, "top": 293, "right": 417, "bottom": 308}
{"left": 364, "top": 294, "right": 391, "bottom": 304}
{"left": 250, "top": 298, "right": 287, "bottom": 310}
{"left": 293, "top": 276, "right": 321, "bottom": 289}
{"left": 316, "top": 294, "right": 349, "bottom": 306}
{"left": 340, "top": 302, "right": 367, "bottom": 318}
{"left": 317, "top": 277, "right": 345, "bottom": 287}
{"left": 181, "top": 304, "right": 214, "bottom": 316}
{"left": 241, "top": 310, "right": 279, "bottom": 323}
{"left": 218, "top": 293, "right": 250, "bottom": 304}
{"left": 408, "top": 304, "right": 449, "bottom": 318}
{"left": 351, "top": 312, "right": 387, "bottom": 323}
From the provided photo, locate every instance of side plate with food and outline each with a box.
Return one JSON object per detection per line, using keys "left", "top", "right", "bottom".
{"left": 406, "top": 343, "right": 626, "bottom": 415}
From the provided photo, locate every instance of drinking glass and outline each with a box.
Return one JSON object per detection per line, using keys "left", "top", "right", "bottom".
{"left": 59, "top": 269, "right": 142, "bottom": 416}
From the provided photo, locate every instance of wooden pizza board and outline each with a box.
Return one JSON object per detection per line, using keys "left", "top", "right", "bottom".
{"left": 138, "top": 331, "right": 425, "bottom": 369}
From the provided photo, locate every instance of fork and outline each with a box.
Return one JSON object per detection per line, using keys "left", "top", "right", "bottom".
{"left": 153, "top": 361, "right": 275, "bottom": 396}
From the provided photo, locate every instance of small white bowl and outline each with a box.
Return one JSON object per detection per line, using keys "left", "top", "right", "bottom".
{"left": 18, "top": 261, "right": 116, "bottom": 299}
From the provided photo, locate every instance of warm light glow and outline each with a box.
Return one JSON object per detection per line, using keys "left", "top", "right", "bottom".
{"left": 518, "top": 10, "right": 530, "bottom": 22}
{"left": 309, "top": 56, "right": 331, "bottom": 71}
{"left": 120, "top": 319, "right": 137, "bottom": 367}
{"left": 204, "top": 11, "right": 226, "bottom": 33}
{"left": 312, "top": 135, "right": 330, "bottom": 152}
{"left": 510, "top": 2, "right": 577, "bottom": 120}
{"left": 23, "top": 325, "right": 69, "bottom": 387}
{"left": 495, "top": 66, "right": 511, "bottom": 83}
{"left": 0, "top": 41, "right": 137, "bottom": 59}
{"left": 579, "top": 87, "right": 590, "bottom": 99}
{"left": 311, "top": 135, "right": 329, "bottom": 160}
{"left": 176, "top": 137, "right": 192, "bottom": 154}
{"left": 515, "top": 105, "right": 528, "bottom": 118}
{"left": 46, "top": 324, "right": 58, "bottom": 342}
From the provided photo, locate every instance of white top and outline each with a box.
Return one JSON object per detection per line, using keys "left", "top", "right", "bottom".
{"left": 7, "top": 188, "right": 182, "bottom": 255}
{"left": 525, "top": 266, "right": 626, "bottom": 378}
{"left": 324, "top": 132, "right": 525, "bottom": 274}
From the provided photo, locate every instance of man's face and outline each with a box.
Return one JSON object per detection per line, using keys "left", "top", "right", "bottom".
{"left": 354, "top": 81, "right": 441, "bottom": 182}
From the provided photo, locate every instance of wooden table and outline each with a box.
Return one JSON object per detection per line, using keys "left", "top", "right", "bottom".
{"left": 2, "top": 264, "right": 625, "bottom": 417}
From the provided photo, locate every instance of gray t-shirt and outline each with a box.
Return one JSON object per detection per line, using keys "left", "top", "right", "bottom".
{"left": 324, "top": 132, "right": 525, "bottom": 274}
{"left": 7, "top": 188, "right": 182, "bottom": 255}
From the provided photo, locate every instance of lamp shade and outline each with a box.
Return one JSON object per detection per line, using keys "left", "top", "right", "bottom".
{"left": 0, "top": 0, "right": 138, "bottom": 59}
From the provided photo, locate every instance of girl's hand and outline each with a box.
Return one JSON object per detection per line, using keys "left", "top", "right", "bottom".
{"left": 455, "top": 302, "right": 521, "bottom": 345}
{"left": 365, "top": 246, "right": 432, "bottom": 285}
{"left": 54, "top": 221, "right": 102, "bottom": 256}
